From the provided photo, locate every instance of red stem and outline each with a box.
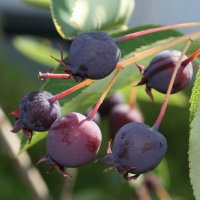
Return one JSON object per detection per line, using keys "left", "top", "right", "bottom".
{"left": 152, "top": 40, "right": 192, "bottom": 130}
{"left": 50, "top": 79, "right": 94, "bottom": 102}
{"left": 114, "top": 22, "right": 200, "bottom": 43}
{"left": 38, "top": 72, "right": 71, "bottom": 80}
{"left": 182, "top": 48, "right": 200, "bottom": 66}
{"left": 87, "top": 69, "right": 122, "bottom": 120}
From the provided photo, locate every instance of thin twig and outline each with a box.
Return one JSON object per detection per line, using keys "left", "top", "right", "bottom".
{"left": 0, "top": 107, "right": 51, "bottom": 200}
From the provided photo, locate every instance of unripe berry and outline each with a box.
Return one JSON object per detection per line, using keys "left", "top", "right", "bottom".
{"left": 38, "top": 113, "right": 102, "bottom": 176}
{"left": 99, "top": 92, "right": 125, "bottom": 117}
{"left": 137, "top": 50, "right": 193, "bottom": 100}
{"left": 108, "top": 103, "right": 143, "bottom": 139}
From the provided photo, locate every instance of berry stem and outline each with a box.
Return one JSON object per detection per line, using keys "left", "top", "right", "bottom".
{"left": 87, "top": 69, "right": 122, "bottom": 120}
{"left": 116, "top": 30, "right": 200, "bottom": 70}
{"left": 48, "top": 30, "right": 200, "bottom": 103}
{"left": 50, "top": 79, "right": 94, "bottom": 102}
{"left": 182, "top": 48, "right": 200, "bottom": 67}
{"left": 152, "top": 40, "right": 192, "bottom": 130}
{"left": 143, "top": 173, "right": 172, "bottom": 200}
{"left": 114, "top": 22, "right": 200, "bottom": 43}
{"left": 38, "top": 72, "right": 71, "bottom": 80}
{"left": 129, "top": 83, "right": 137, "bottom": 109}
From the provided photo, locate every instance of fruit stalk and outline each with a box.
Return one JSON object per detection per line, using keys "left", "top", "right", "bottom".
{"left": 114, "top": 22, "right": 200, "bottom": 43}
{"left": 116, "top": 30, "right": 200, "bottom": 70}
{"left": 182, "top": 48, "right": 200, "bottom": 67}
{"left": 38, "top": 72, "right": 71, "bottom": 80}
{"left": 50, "top": 79, "right": 94, "bottom": 102}
{"left": 152, "top": 40, "right": 192, "bottom": 130}
{"left": 87, "top": 68, "right": 122, "bottom": 120}
{"left": 48, "top": 30, "right": 200, "bottom": 103}
{"left": 129, "top": 83, "right": 137, "bottom": 109}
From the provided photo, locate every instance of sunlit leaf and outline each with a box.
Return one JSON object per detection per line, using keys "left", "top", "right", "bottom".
{"left": 12, "top": 36, "right": 66, "bottom": 68}
{"left": 22, "top": 0, "right": 50, "bottom": 8}
{"left": 51, "top": 0, "right": 135, "bottom": 39}
{"left": 190, "top": 69, "right": 200, "bottom": 121}
{"left": 189, "top": 100, "right": 200, "bottom": 200}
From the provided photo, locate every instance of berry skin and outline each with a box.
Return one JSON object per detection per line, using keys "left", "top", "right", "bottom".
{"left": 108, "top": 104, "right": 143, "bottom": 139}
{"left": 137, "top": 50, "right": 193, "bottom": 100}
{"left": 99, "top": 92, "right": 125, "bottom": 117}
{"left": 38, "top": 113, "right": 102, "bottom": 176}
{"left": 101, "top": 122, "right": 167, "bottom": 180}
{"left": 11, "top": 91, "right": 60, "bottom": 142}
{"left": 67, "top": 32, "right": 121, "bottom": 81}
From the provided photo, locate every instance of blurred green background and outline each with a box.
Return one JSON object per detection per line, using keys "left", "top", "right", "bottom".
{"left": 0, "top": 1, "right": 197, "bottom": 200}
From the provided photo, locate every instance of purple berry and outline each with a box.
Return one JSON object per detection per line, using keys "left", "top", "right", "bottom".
{"left": 101, "top": 122, "right": 167, "bottom": 180}
{"left": 11, "top": 91, "right": 60, "bottom": 141}
{"left": 137, "top": 50, "right": 193, "bottom": 100}
{"left": 108, "top": 104, "right": 143, "bottom": 139}
{"left": 38, "top": 112, "right": 102, "bottom": 176}
{"left": 68, "top": 32, "right": 121, "bottom": 81}
{"left": 99, "top": 92, "right": 125, "bottom": 116}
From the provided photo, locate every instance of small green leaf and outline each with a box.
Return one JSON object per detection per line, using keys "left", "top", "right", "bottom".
{"left": 12, "top": 36, "right": 66, "bottom": 68}
{"left": 19, "top": 132, "right": 47, "bottom": 153}
{"left": 190, "top": 69, "right": 200, "bottom": 121}
{"left": 22, "top": 0, "right": 50, "bottom": 8}
{"left": 189, "top": 100, "right": 200, "bottom": 200}
{"left": 51, "top": 0, "right": 135, "bottom": 39}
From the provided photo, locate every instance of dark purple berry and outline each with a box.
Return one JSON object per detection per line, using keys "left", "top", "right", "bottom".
{"left": 67, "top": 32, "right": 121, "bottom": 81}
{"left": 38, "top": 112, "right": 102, "bottom": 176}
{"left": 137, "top": 50, "right": 193, "bottom": 100}
{"left": 11, "top": 91, "right": 60, "bottom": 141}
{"left": 99, "top": 92, "right": 125, "bottom": 116}
{"left": 101, "top": 122, "right": 167, "bottom": 180}
{"left": 108, "top": 104, "right": 143, "bottom": 139}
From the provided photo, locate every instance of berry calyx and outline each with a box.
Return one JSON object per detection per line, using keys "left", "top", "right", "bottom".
{"left": 11, "top": 91, "right": 60, "bottom": 142}
{"left": 38, "top": 112, "right": 102, "bottom": 176}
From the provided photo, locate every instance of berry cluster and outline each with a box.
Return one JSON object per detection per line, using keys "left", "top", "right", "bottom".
{"left": 10, "top": 28, "right": 200, "bottom": 180}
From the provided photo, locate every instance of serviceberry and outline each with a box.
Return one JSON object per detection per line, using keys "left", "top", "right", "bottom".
{"left": 108, "top": 103, "right": 143, "bottom": 139}
{"left": 101, "top": 122, "right": 167, "bottom": 180}
{"left": 66, "top": 32, "right": 121, "bottom": 81}
{"left": 11, "top": 91, "right": 60, "bottom": 142}
{"left": 137, "top": 50, "right": 193, "bottom": 100}
{"left": 38, "top": 112, "right": 102, "bottom": 177}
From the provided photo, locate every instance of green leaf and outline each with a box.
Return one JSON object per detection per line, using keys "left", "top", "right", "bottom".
{"left": 12, "top": 36, "right": 66, "bottom": 68}
{"left": 51, "top": 0, "right": 135, "bottom": 39}
{"left": 189, "top": 100, "right": 200, "bottom": 200}
{"left": 22, "top": 0, "right": 50, "bottom": 8}
{"left": 20, "top": 26, "right": 184, "bottom": 152}
{"left": 190, "top": 69, "right": 200, "bottom": 121}
{"left": 19, "top": 131, "right": 47, "bottom": 153}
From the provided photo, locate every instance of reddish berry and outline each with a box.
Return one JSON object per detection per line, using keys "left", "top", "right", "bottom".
{"left": 108, "top": 103, "right": 143, "bottom": 139}
{"left": 137, "top": 50, "right": 193, "bottom": 100}
{"left": 38, "top": 113, "right": 102, "bottom": 177}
